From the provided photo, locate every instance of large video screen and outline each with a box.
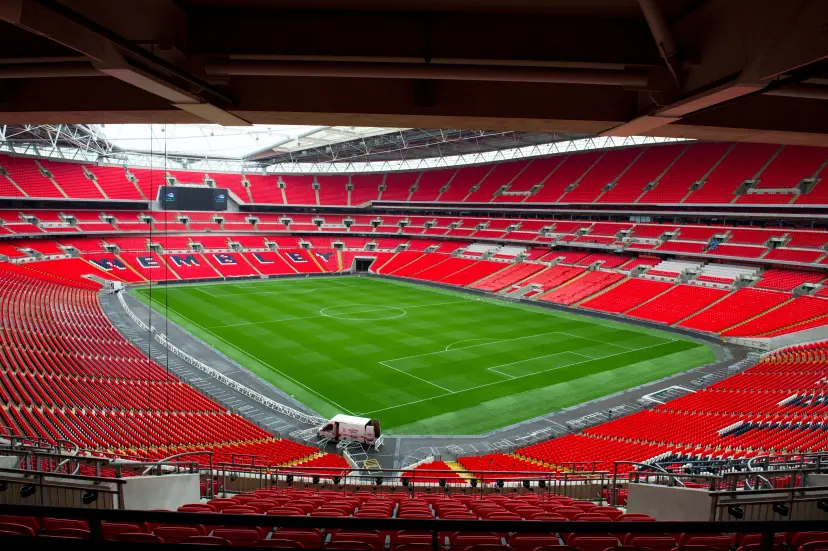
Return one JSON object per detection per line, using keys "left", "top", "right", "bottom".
{"left": 160, "top": 186, "right": 229, "bottom": 211}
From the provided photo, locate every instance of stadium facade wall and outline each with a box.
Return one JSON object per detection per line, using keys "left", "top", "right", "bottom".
{"left": 627, "top": 484, "right": 712, "bottom": 521}
{"left": 726, "top": 324, "right": 828, "bottom": 351}
{"left": 767, "top": 324, "right": 828, "bottom": 350}
{"left": 121, "top": 473, "right": 200, "bottom": 511}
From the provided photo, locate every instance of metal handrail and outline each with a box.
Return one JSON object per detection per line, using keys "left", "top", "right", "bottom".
{"left": 140, "top": 450, "right": 212, "bottom": 476}
{"left": 609, "top": 461, "right": 725, "bottom": 506}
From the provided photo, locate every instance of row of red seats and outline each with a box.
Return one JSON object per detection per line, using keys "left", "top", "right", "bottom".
{"left": 4, "top": 143, "right": 826, "bottom": 204}
{"left": 4, "top": 206, "right": 828, "bottom": 255}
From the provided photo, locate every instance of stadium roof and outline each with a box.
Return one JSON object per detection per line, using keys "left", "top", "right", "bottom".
{"left": 0, "top": 1, "right": 825, "bottom": 146}
{"left": 0, "top": 123, "right": 686, "bottom": 173}
{"left": 93, "top": 124, "right": 402, "bottom": 160}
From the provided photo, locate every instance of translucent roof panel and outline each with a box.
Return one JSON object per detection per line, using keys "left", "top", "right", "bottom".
{"left": 94, "top": 124, "right": 405, "bottom": 159}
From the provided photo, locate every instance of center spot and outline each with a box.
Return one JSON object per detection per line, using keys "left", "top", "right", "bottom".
{"left": 319, "top": 304, "right": 407, "bottom": 321}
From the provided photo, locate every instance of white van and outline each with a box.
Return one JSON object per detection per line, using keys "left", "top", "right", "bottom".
{"left": 318, "top": 414, "right": 381, "bottom": 445}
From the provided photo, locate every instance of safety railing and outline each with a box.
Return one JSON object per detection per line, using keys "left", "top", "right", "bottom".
{"left": 206, "top": 463, "right": 612, "bottom": 504}
{"left": 710, "top": 484, "right": 828, "bottom": 522}
{"left": 0, "top": 467, "right": 126, "bottom": 509}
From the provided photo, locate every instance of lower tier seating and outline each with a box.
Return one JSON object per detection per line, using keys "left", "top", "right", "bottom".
{"left": 539, "top": 271, "right": 625, "bottom": 306}
{"left": 626, "top": 284, "right": 729, "bottom": 324}
{"left": 579, "top": 278, "right": 672, "bottom": 314}
{"left": 3, "top": 232, "right": 828, "bottom": 339}
{"left": 678, "top": 288, "right": 791, "bottom": 333}
{"left": 0, "top": 267, "right": 347, "bottom": 471}
{"left": 471, "top": 263, "right": 546, "bottom": 292}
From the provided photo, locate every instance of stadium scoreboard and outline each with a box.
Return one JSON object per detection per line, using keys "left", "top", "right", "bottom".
{"left": 160, "top": 186, "right": 229, "bottom": 211}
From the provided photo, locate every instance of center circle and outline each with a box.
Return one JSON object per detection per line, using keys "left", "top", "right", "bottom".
{"left": 319, "top": 304, "right": 407, "bottom": 321}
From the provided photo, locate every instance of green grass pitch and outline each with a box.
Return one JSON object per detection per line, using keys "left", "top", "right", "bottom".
{"left": 132, "top": 276, "right": 715, "bottom": 435}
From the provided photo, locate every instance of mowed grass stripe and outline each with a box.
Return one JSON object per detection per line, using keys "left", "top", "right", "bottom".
{"left": 133, "top": 276, "right": 714, "bottom": 433}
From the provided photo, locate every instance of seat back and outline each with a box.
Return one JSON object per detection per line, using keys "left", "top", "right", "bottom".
{"left": 257, "top": 539, "right": 306, "bottom": 548}
{"left": 682, "top": 535, "right": 731, "bottom": 550}
{"left": 326, "top": 542, "right": 376, "bottom": 550}
{"left": 791, "top": 534, "right": 828, "bottom": 549}
{"left": 212, "top": 527, "right": 263, "bottom": 544}
{"left": 273, "top": 529, "right": 324, "bottom": 544}
{"left": 0, "top": 522, "right": 36, "bottom": 536}
{"left": 567, "top": 535, "right": 620, "bottom": 551}
{"left": 111, "top": 533, "right": 163, "bottom": 543}
{"left": 46, "top": 528, "right": 91, "bottom": 539}
{"left": 0, "top": 516, "right": 39, "bottom": 532}
{"left": 509, "top": 533, "right": 562, "bottom": 548}
{"left": 153, "top": 525, "right": 205, "bottom": 543}
{"left": 182, "top": 535, "right": 231, "bottom": 545}
{"left": 42, "top": 518, "right": 89, "bottom": 531}
{"left": 102, "top": 522, "right": 149, "bottom": 536}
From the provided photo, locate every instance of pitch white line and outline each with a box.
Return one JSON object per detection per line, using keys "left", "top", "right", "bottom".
{"left": 208, "top": 288, "right": 321, "bottom": 298}
{"left": 206, "top": 299, "right": 474, "bottom": 329}
{"left": 487, "top": 367, "right": 516, "bottom": 379}
{"left": 382, "top": 331, "right": 574, "bottom": 364}
{"left": 206, "top": 313, "right": 324, "bottom": 329}
{"left": 486, "top": 350, "right": 593, "bottom": 379}
{"left": 378, "top": 360, "right": 454, "bottom": 393}
{"left": 361, "top": 340, "right": 678, "bottom": 415}
{"left": 445, "top": 338, "right": 494, "bottom": 352}
{"left": 383, "top": 329, "right": 647, "bottom": 365}
{"left": 144, "top": 297, "right": 358, "bottom": 415}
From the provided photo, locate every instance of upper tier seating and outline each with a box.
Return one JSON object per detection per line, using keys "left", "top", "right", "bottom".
{"left": 684, "top": 143, "right": 780, "bottom": 204}
{"left": 638, "top": 142, "right": 731, "bottom": 204}
{"left": 598, "top": 144, "right": 686, "bottom": 203}
{"left": 0, "top": 155, "right": 66, "bottom": 198}
{"left": 4, "top": 142, "right": 828, "bottom": 206}
{"left": 379, "top": 172, "right": 416, "bottom": 202}
{"left": 38, "top": 160, "right": 104, "bottom": 199}
{"left": 559, "top": 148, "right": 642, "bottom": 203}
{"left": 439, "top": 165, "right": 491, "bottom": 202}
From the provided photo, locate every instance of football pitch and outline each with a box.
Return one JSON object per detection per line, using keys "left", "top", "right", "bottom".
{"left": 132, "top": 276, "right": 715, "bottom": 435}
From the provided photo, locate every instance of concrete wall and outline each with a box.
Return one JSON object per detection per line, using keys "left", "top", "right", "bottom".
{"left": 769, "top": 325, "right": 828, "bottom": 350}
{"left": 807, "top": 474, "right": 828, "bottom": 487}
{"left": 121, "top": 473, "right": 200, "bottom": 510}
{"left": 627, "top": 484, "right": 713, "bottom": 521}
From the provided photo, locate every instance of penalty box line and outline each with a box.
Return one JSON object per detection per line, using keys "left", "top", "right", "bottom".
{"left": 206, "top": 299, "right": 475, "bottom": 329}
{"left": 359, "top": 340, "right": 678, "bottom": 416}
{"left": 379, "top": 329, "right": 643, "bottom": 365}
